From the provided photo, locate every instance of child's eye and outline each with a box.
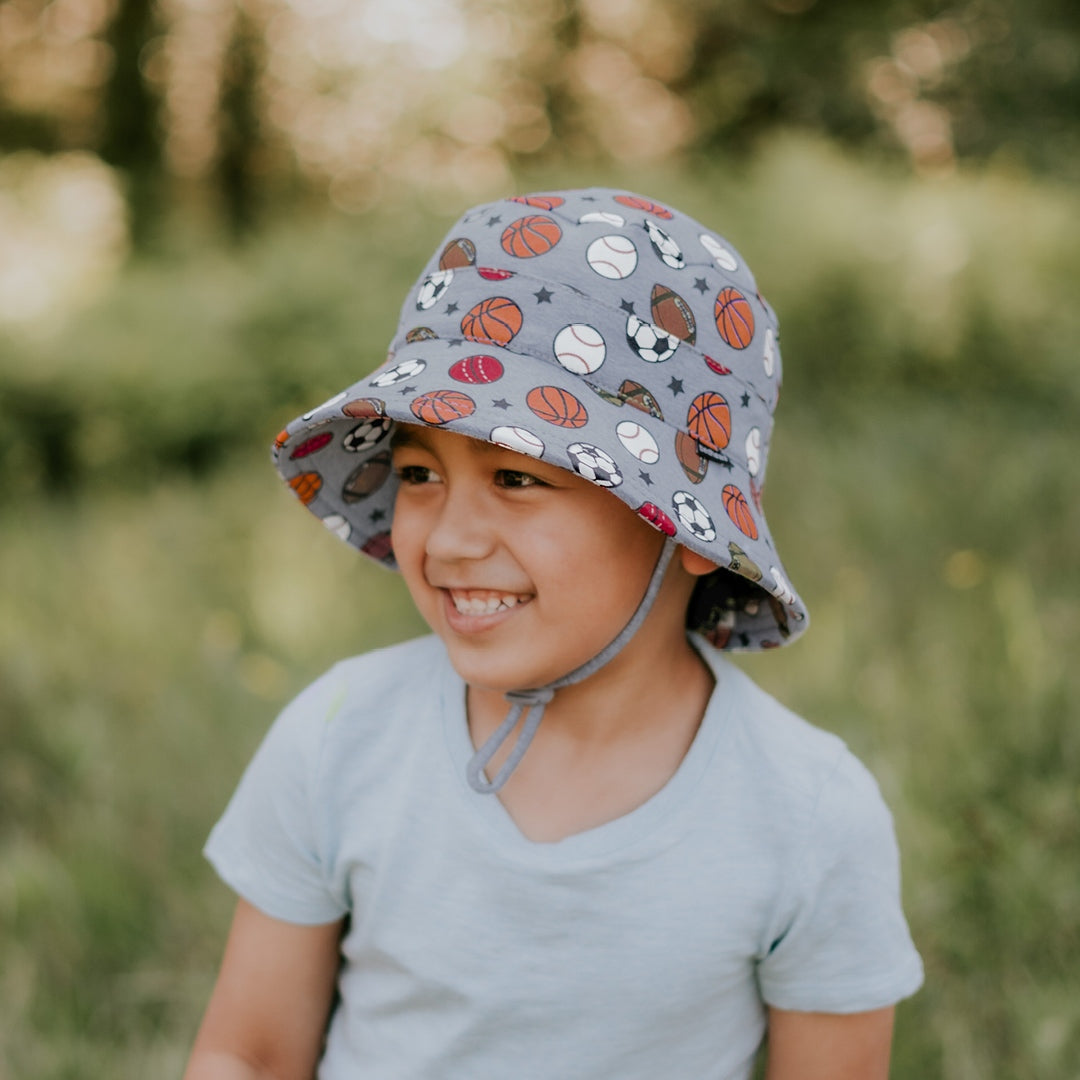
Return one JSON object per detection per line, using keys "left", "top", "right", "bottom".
{"left": 396, "top": 464, "right": 442, "bottom": 485}
{"left": 495, "top": 469, "right": 545, "bottom": 489}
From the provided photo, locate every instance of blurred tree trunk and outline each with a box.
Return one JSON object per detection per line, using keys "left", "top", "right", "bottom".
{"left": 217, "top": 6, "right": 265, "bottom": 240}
{"left": 99, "top": 0, "right": 164, "bottom": 251}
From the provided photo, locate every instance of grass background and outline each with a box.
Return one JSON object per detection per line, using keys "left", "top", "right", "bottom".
{"left": 2, "top": 137, "right": 1078, "bottom": 1077}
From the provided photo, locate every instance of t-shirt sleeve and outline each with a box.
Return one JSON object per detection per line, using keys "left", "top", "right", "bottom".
{"left": 203, "top": 666, "right": 350, "bottom": 925}
{"left": 756, "top": 748, "right": 924, "bottom": 1013}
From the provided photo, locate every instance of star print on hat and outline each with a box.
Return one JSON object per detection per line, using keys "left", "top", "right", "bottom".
{"left": 272, "top": 188, "right": 808, "bottom": 650}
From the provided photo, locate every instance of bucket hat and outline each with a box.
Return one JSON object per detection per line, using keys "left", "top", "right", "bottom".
{"left": 272, "top": 188, "right": 808, "bottom": 652}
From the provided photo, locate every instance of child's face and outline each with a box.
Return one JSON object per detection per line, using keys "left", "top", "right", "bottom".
{"left": 390, "top": 424, "right": 672, "bottom": 692}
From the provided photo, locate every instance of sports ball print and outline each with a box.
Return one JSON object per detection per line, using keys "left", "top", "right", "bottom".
{"left": 674, "top": 430, "right": 708, "bottom": 484}
{"left": 343, "top": 416, "right": 392, "bottom": 452}
{"left": 616, "top": 420, "right": 659, "bottom": 463}
{"left": 410, "top": 389, "right": 476, "bottom": 426}
{"left": 553, "top": 323, "right": 606, "bottom": 375}
{"left": 416, "top": 269, "right": 453, "bottom": 310}
{"left": 722, "top": 484, "right": 758, "bottom": 540}
{"left": 477, "top": 266, "right": 514, "bottom": 281}
{"left": 579, "top": 211, "right": 625, "bottom": 227}
{"left": 687, "top": 391, "right": 731, "bottom": 452}
{"left": 289, "top": 431, "right": 334, "bottom": 459}
{"left": 769, "top": 566, "right": 797, "bottom": 607}
{"left": 637, "top": 502, "right": 677, "bottom": 537}
{"left": 619, "top": 379, "right": 664, "bottom": 419}
{"left": 644, "top": 219, "right": 685, "bottom": 269}
{"left": 699, "top": 233, "right": 738, "bottom": 271}
{"left": 501, "top": 215, "right": 562, "bottom": 258}
{"left": 704, "top": 355, "right": 732, "bottom": 376}
{"left": 342, "top": 397, "right": 387, "bottom": 419}
{"left": 301, "top": 390, "right": 346, "bottom": 420}
{"left": 362, "top": 531, "right": 393, "bottom": 561}
{"left": 567, "top": 442, "right": 622, "bottom": 487}
{"left": 509, "top": 194, "right": 565, "bottom": 210}
{"left": 342, "top": 451, "right": 392, "bottom": 503}
{"left": 321, "top": 514, "right": 351, "bottom": 541}
{"left": 461, "top": 297, "right": 523, "bottom": 346}
{"left": 763, "top": 327, "right": 777, "bottom": 378}
{"left": 490, "top": 425, "right": 544, "bottom": 457}
{"left": 614, "top": 194, "right": 673, "bottom": 219}
{"left": 745, "top": 427, "right": 762, "bottom": 477}
{"left": 672, "top": 490, "right": 717, "bottom": 541}
{"left": 650, "top": 284, "right": 696, "bottom": 344}
{"left": 727, "top": 541, "right": 763, "bottom": 583}
{"left": 714, "top": 288, "right": 755, "bottom": 350}
{"left": 585, "top": 234, "right": 638, "bottom": 279}
{"left": 526, "top": 386, "right": 589, "bottom": 429}
{"left": 626, "top": 314, "right": 679, "bottom": 363}
{"left": 371, "top": 358, "right": 427, "bottom": 387}
{"left": 273, "top": 428, "right": 290, "bottom": 452}
{"left": 439, "top": 237, "right": 476, "bottom": 270}
{"left": 449, "top": 354, "right": 504, "bottom": 384}
{"left": 405, "top": 326, "right": 438, "bottom": 343}
{"left": 289, "top": 471, "right": 322, "bottom": 505}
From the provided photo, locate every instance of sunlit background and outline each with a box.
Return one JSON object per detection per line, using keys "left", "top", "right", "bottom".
{"left": 1, "top": 1, "right": 1078, "bottom": 1076}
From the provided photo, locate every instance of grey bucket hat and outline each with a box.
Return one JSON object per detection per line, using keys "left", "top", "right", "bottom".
{"left": 272, "top": 188, "right": 807, "bottom": 651}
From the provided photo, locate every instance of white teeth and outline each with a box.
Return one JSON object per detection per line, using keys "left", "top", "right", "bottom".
{"left": 450, "top": 591, "right": 525, "bottom": 616}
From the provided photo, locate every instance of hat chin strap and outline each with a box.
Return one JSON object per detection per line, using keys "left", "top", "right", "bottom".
{"left": 465, "top": 537, "right": 679, "bottom": 795}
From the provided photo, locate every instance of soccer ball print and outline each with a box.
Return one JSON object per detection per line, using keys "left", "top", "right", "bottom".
{"left": 273, "top": 187, "right": 806, "bottom": 649}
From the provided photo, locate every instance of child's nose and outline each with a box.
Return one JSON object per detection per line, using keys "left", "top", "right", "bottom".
{"left": 424, "top": 485, "right": 495, "bottom": 562}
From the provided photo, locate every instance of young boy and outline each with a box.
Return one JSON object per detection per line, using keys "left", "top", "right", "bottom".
{"left": 185, "top": 189, "right": 923, "bottom": 1080}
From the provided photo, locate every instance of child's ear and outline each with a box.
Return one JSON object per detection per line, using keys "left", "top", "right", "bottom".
{"left": 679, "top": 546, "right": 719, "bottom": 578}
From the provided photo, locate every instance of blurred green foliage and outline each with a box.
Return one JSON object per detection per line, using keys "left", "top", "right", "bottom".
{"left": 2, "top": 138, "right": 1078, "bottom": 1076}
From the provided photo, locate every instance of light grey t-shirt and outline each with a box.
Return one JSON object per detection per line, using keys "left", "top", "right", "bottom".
{"left": 206, "top": 635, "right": 923, "bottom": 1080}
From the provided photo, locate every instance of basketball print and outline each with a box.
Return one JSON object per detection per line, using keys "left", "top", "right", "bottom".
{"left": 619, "top": 380, "right": 664, "bottom": 419}
{"left": 510, "top": 194, "right": 565, "bottom": 210}
{"left": 490, "top": 425, "right": 544, "bottom": 458}
{"left": 526, "top": 386, "right": 589, "bottom": 429}
{"left": 616, "top": 420, "right": 659, "bottom": 464}
{"left": 342, "top": 451, "right": 392, "bottom": 502}
{"left": 273, "top": 428, "right": 290, "bottom": 452}
{"left": 289, "top": 431, "right": 334, "bottom": 459}
{"left": 501, "top": 215, "right": 563, "bottom": 258}
{"left": 613, "top": 194, "right": 673, "bottom": 219}
{"left": 714, "top": 288, "right": 755, "bottom": 350}
{"left": 553, "top": 323, "right": 606, "bottom": 375}
{"left": 289, "top": 471, "right": 322, "bottom": 505}
{"left": 405, "top": 326, "right": 438, "bottom": 343}
{"left": 586, "top": 234, "right": 638, "bottom": 279}
{"left": 449, "top": 354, "right": 504, "bottom": 384}
{"left": 409, "top": 389, "right": 476, "bottom": 426}
{"left": 722, "top": 484, "right": 758, "bottom": 540}
{"left": 674, "top": 430, "right": 708, "bottom": 484}
{"left": 644, "top": 219, "right": 685, "bottom": 269}
{"left": 637, "top": 502, "right": 677, "bottom": 537}
{"left": 650, "top": 284, "right": 696, "bottom": 343}
{"left": 687, "top": 391, "right": 732, "bottom": 452}
{"left": 699, "top": 234, "right": 738, "bottom": 272}
{"left": 461, "top": 296, "right": 523, "bottom": 346}
{"left": 438, "top": 237, "right": 476, "bottom": 270}
{"left": 416, "top": 269, "right": 453, "bottom": 310}
{"left": 371, "top": 358, "right": 426, "bottom": 387}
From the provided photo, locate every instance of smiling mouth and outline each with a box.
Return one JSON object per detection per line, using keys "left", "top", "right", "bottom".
{"left": 447, "top": 589, "right": 531, "bottom": 616}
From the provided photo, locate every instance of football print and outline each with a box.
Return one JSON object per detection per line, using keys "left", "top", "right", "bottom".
{"left": 405, "top": 326, "right": 438, "bottom": 343}
{"left": 343, "top": 416, "right": 393, "bottom": 452}
{"left": 644, "top": 219, "right": 685, "bottom": 269}
{"left": 342, "top": 450, "right": 392, "bottom": 502}
{"left": 672, "top": 490, "right": 717, "bottom": 542}
{"left": 618, "top": 380, "right": 664, "bottom": 419}
{"left": 342, "top": 397, "right": 386, "bottom": 419}
{"left": 438, "top": 237, "right": 476, "bottom": 270}
{"left": 416, "top": 269, "right": 453, "bottom": 310}
{"left": 674, "top": 430, "right": 708, "bottom": 483}
{"left": 727, "top": 541, "right": 763, "bottom": 583}
{"left": 650, "top": 284, "right": 696, "bottom": 344}
{"left": 371, "top": 358, "right": 427, "bottom": 387}
{"left": 567, "top": 442, "right": 623, "bottom": 487}
{"left": 626, "top": 314, "right": 679, "bottom": 363}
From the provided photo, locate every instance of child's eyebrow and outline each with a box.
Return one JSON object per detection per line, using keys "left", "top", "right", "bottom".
{"left": 390, "top": 425, "right": 505, "bottom": 457}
